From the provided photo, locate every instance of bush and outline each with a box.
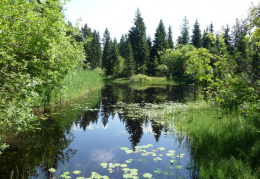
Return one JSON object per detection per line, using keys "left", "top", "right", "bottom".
{"left": 129, "top": 74, "right": 152, "bottom": 83}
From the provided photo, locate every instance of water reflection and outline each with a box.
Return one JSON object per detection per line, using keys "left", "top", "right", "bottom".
{"left": 0, "top": 83, "right": 200, "bottom": 178}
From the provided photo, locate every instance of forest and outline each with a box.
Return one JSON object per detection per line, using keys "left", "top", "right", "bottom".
{"left": 0, "top": 0, "right": 259, "bottom": 178}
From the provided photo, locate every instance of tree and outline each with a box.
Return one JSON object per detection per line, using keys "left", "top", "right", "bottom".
{"left": 223, "top": 24, "right": 232, "bottom": 52}
{"left": 191, "top": 19, "right": 202, "bottom": 48}
{"left": 129, "top": 9, "right": 150, "bottom": 74}
{"left": 0, "top": 0, "right": 85, "bottom": 132}
{"left": 167, "top": 26, "right": 174, "bottom": 49}
{"left": 123, "top": 40, "right": 136, "bottom": 78}
{"left": 250, "top": 3, "right": 260, "bottom": 82}
{"left": 102, "top": 28, "right": 113, "bottom": 75}
{"left": 118, "top": 34, "right": 128, "bottom": 59}
{"left": 110, "top": 39, "right": 123, "bottom": 77}
{"left": 90, "top": 30, "right": 102, "bottom": 69}
{"left": 160, "top": 45, "right": 196, "bottom": 81}
{"left": 177, "top": 16, "right": 190, "bottom": 45}
{"left": 209, "top": 22, "right": 214, "bottom": 34}
{"left": 152, "top": 19, "right": 168, "bottom": 60}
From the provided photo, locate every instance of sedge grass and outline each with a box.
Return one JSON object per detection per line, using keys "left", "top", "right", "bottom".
{"left": 173, "top": 102, "right": 260, "bottom": 178}
{"left": 50, "top": 68, "right": 103, "bottom": 105}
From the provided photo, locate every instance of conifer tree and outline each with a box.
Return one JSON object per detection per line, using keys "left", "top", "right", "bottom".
{"left": 111, "top": 39, "right": 121, "bottom": 77}
{"left": 209, "top": 22, "right": 214, "bottom": 34}
{"left": 223, "top": 25, "right": 232, "bottom": 52}
{"left": 129, "top": 9, "right": 150, "bottom": 74}
{"left": 152, "top": 19, "right": 168, "bottom": 60}
{"left": 167, "top": 26, "right": 174, "bottom": 49}
{"left": 102, "top": 28, "right": 113, "bottom": 75}
{"left": 90, "top": 30, "right": 102, "bottom": 69}
{"left": 118, "top": 34, "right": 128, "bottom": 59}
{"left": 124, "top": 40, "right": 136, "bottom": 78}
{"left": 191, "top": 19, "right": 202, "bottom": 48}
{"left": 177, "top": 16, "right": 190, "bottom": 45}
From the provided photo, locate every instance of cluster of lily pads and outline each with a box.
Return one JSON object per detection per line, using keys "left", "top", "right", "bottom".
{"left": 115, "top": 102, "right": 188, "bottom": 126}
{"left": 49, "top": 144, "right": 186, "bottom": 179}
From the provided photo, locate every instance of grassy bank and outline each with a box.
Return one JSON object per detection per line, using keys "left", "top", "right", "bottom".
{"left": 50, "top": 68, "right": 103, "bottom": 105}
{"left": 107, "top": 74, "right": 180, "bottom": 85}
{"left": 173, "top": 102, "right": 260, "bottom": 178}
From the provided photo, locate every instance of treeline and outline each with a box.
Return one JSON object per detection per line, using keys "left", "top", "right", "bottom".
{"left": 78, "top": 7, "right": 259, "bottom": 81}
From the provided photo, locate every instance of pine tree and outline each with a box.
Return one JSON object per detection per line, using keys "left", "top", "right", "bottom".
{"left": 152, "top": 19, "right": 168, "bottom": 60}
{"left": 102, "top": 28, "right": 113, "bottom": 75}
{"left": 167, "top": 26, "right": 174, "bottom": 49}
{"left": 124, "top": 40, "right": 136, "bottom": 78}
{"left": 118, "top": 34, "right": 128, "bottom": 59}
{"left": 223, "top": 25, "right": 232, "bottom": 52}
{"left": 129, "top": 9, "right": 150, "bottom": 74}
{"left": 90, "top": 30, "right": 102, "bottom": 69}
{"left": 111, "top": 39, "right": 121, "bottom": 77}
{"left": 177, "top": 16, "right": 190, "bottom": 45}
{"left": 209, "top": 22, "right": 214, "bottom": 34}
{"left": 81, "top": 23, "right": 93, "bottom": 68}
{"left": 191, "top": 19, "right": 202, "bottom": 48}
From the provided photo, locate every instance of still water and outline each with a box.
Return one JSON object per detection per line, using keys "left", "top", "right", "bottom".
{"left": 0, "top": 83, "right": 200, "bottom": 179}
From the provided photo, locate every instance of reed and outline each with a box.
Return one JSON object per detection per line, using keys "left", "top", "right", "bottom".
{"left": 50, "top": 68, "right": 103, "bottom": 104}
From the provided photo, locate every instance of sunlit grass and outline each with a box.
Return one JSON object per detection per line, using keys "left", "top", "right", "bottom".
{"left": 50, "top": 68, "right": 103, "bottom": 104}
{"left": 173, "top": 102, "right": 260, "bottom": 178}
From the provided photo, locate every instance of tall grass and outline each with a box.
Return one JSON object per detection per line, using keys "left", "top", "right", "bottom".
{"left": 50, "top": 68, "right": 103, "bottom": 105}
{"left": 173, "top": 102, "right": 260, "bottom": 178}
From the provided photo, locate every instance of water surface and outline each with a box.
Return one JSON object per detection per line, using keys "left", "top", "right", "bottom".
{"left": 0, "top": 83, "right": 200, "bottom": 178}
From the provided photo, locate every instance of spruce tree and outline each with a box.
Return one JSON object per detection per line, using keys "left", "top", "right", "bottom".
{"left": 177, "top": 16, "right": 190, "bottom": 45}
{"left": 223, "top": 25, "right": 232, "bottom": 52}
{"left": 90, "top": 30, "right": 102, "bottom": 69}
{"left": 81, "top": 23, "right": 92, "bottom": 68}
{"left": 191, "top": 19, "right": 202, "bottom": 48}
{"left": 167, "top": 26, "right": 174, "bottom": 49}
{"left": 152, "top": 19, "right": 168, "bottom": 60}
{"left": 118, "top": 34, "right": 128, "bottom": 59}
{"left": 209, "top": 22, "right": 214, "bottom": 34}
{"left": 102, "top": 28, "right": 113, "bottom": 75}
{"left": 129, "top": 9, "right": 150, "bottom": 74}
{"left": 111, "top": 39, "right": 121, "bottom": 77}
{"left": 124, "top": 40, "right": 136, "bottom": 78}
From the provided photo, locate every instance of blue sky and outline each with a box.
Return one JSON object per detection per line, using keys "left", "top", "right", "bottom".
{"left": 64, "top": 0, "right": 259, "bottom": 42}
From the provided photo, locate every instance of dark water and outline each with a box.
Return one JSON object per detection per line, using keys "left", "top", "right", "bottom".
{"left": 0, "top": 83, "right": 200, "bottom": 179}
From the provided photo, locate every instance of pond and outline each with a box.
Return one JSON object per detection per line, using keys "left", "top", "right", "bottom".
{"left": 0, "top": 83, "right": 201, "bottom": 179}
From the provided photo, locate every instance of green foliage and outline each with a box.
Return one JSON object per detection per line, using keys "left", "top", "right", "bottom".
{"left": 129, "top": 74, "right": 152, "bottom": 83}
{"left": 0, "top": 0, "right": 85, "bottom": 133}
{"left": 160, "top": 45, "right": 196, "bottom": 80}
{"left": 185, "top": 48, "right": 214, "bottom": 83}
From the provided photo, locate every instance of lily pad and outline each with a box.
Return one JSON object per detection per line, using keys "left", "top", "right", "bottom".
{"left": 49, "top": 168, "right": 56, "bottom": 173}
{"left": 153, "top": 168, "right": 163, "bottom": 174}
{"left": 120, "top": 147, "right": 129, "bottom": 150}
{"left": 123, "top": 173, "right": 132, "bottom": 178}
{"left": 100, "top": 163, "right": 108, "bottom": 168}
{"left": 114, "top": 163, "right": 121, "bottom": 167}
{"left": 73, "top": 170, "right": 81, "bottom": 175}
{"left": 157, "top": 147, "right": 165, "bottom": 151}
{"left": 143, "top": 173, "right": 153, "bottom": 178}
{"left": 121, "top": 164, "right": 128, "bottom": 168}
